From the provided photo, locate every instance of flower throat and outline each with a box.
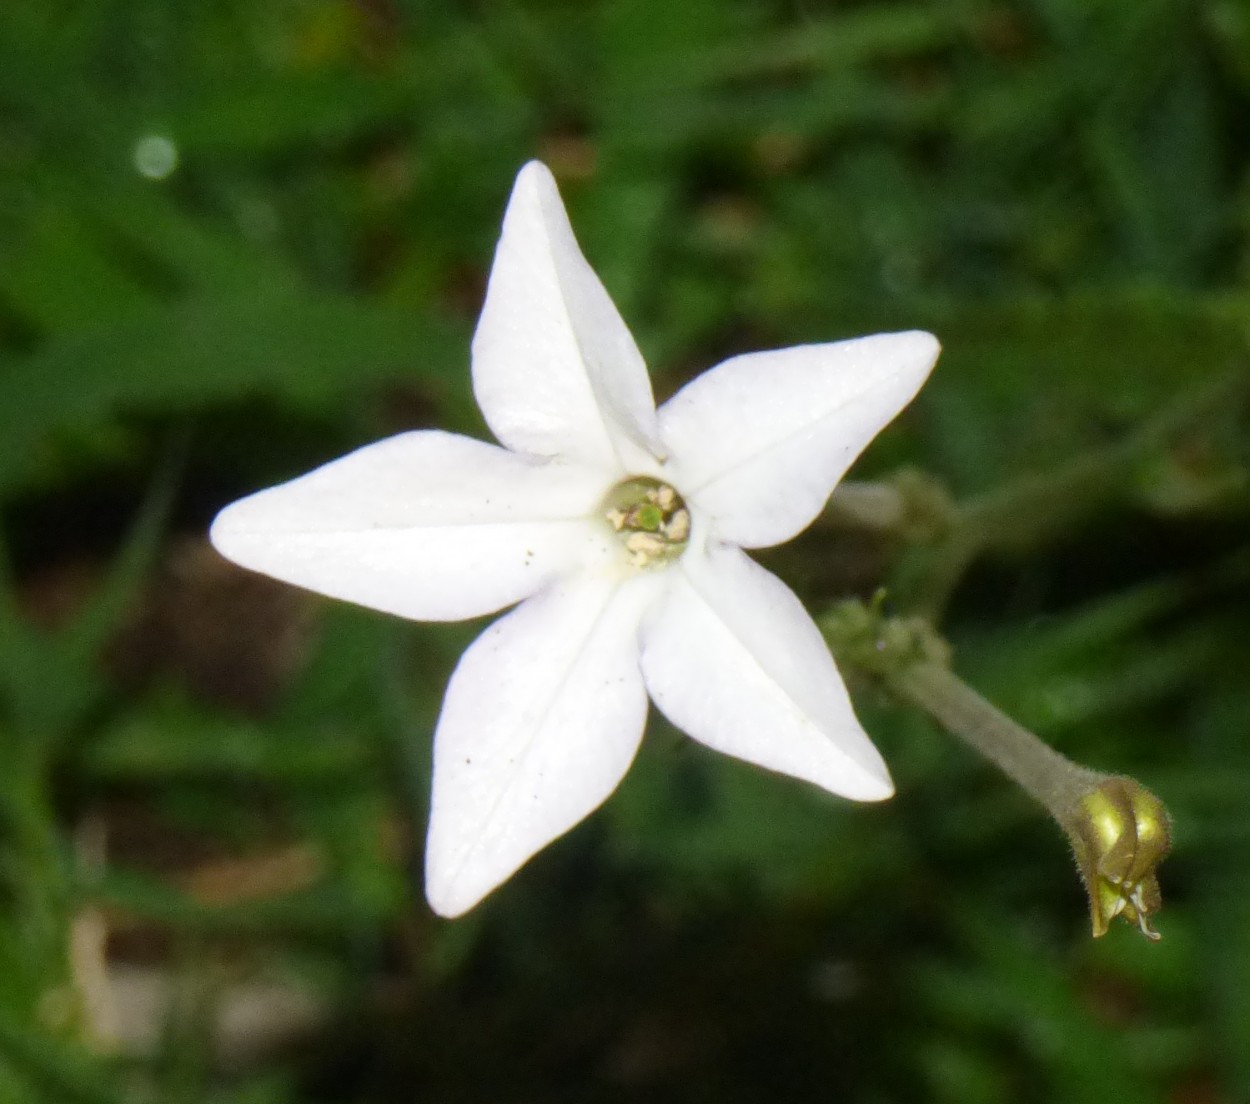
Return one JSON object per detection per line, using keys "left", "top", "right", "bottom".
{"left": 602, "top": 477, "right": 690, "bottom": 568}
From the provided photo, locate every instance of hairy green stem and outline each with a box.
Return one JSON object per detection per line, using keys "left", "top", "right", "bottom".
{"left": 887, "top": 657, "right": 1103, "bottom": 821}
{"left": 822, "top": 599, "right": 1172, "bottom": 939}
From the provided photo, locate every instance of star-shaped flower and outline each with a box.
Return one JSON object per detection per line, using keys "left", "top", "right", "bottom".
{"left": 210, "top": 161, "right": 940, "bottom": 917}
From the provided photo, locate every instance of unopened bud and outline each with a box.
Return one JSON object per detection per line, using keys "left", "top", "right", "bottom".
{"left": 1065, "top": 777, "right": 1171, "bottom": 941}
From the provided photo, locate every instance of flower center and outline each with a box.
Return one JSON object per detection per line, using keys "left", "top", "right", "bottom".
{"left": 602, "top": 476, "right": 690, "bottom": 568}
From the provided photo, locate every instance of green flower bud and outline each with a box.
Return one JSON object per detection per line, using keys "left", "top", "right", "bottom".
{"left": 1066, "top": 777, "right": 1171, "bottom": 941}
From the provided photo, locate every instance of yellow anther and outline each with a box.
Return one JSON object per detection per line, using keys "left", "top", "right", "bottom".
{"left": 602, "top": 477, "right": 690, "bottom": 568}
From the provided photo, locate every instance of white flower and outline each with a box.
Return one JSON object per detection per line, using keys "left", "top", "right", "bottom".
{"left": 210, "top": 161, "right": 940, "bottom": 918}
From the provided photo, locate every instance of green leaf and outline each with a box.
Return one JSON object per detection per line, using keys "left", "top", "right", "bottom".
{"left": 0, "top": 290, "right": 466, "bottom": 495}
{"left": 921, "top": 290, "right": 1246, "bottom": 492}
{"left": 81, "top": 697, "right": 369, "bottom": 783}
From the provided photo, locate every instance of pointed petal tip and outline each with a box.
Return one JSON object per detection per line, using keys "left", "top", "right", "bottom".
{"left": 910, "top": 328, "right": 941, "bottom": 364}
{"left": 423, "top": 824, "right": 497, "bottom": 919}
{"left": 511, "top": 160, "right": 561, "bottom": 206}
{"left": 424, "top": 875, "right": 482, "bottom": 920}
{"left": 882, "top": 328, "right": 941, "bottom": 372}
{"left": 206, "top": 497, "right": 248, "bottom": 561}
{"left": 853, "top": 768, "right": 895, "bottom": 803}
{"left": 424, "top": 830, "right": 501, "bottom": 919}
{"left": 206, "top": 507, "right": 228, "bottom": 552}
{"left": 821, "top": 740, "right": 895, "bottom": 803}
{"left": 516, "top": 158, "right": 555, "bottom": 183}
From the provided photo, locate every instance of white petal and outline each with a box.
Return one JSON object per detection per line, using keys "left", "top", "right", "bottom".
{"left": 658, "top": 332, "right": 939, "bottom": 548}
{"left": 471, "top": 160, "right": 663, "bottom": 473}
{"left": 210, "top": 430, "right": 618, "bottom": 622}
{"left": 639, "top": 541, "right": 892, "bottom": 801}
{"left": 425, "top": 571, "right": 663, "bottom": 917}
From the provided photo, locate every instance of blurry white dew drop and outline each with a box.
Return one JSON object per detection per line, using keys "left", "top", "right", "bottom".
{"left": 133, "top": 134, "right": 179, "bottom": 180}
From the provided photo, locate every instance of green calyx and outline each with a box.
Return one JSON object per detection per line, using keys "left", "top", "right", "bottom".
{"left": 1066, "top": 777, "right": 1171, "bottom": 941}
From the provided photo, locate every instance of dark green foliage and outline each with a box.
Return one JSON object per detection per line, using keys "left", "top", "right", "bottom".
{"left": 1, "top": 1, "right": 1248, "bottom": 1101}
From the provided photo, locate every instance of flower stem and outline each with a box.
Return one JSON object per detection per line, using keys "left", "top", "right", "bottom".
{"left": 887, "top": 656, "right": 1102, "bottom": 820}
{"left": 825, "top": 368, "right": 1248, "bottom": 616}
{"left": 822, "top": 599, "right": 1172, "bottom": 940}
{"left": 822, "top": 470, "right": 953, "bottom": 541}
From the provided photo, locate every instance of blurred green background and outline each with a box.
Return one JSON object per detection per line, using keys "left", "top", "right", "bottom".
{"left": 2, "top": 1, "right": 1249, "bottom": 1101}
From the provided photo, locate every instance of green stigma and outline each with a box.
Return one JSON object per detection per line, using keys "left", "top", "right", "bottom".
{"left": 602, "top": 477, "right": 690, "bottom": 568}
{"left": 635, "top": 503, "right": 663, "bottom": 531}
